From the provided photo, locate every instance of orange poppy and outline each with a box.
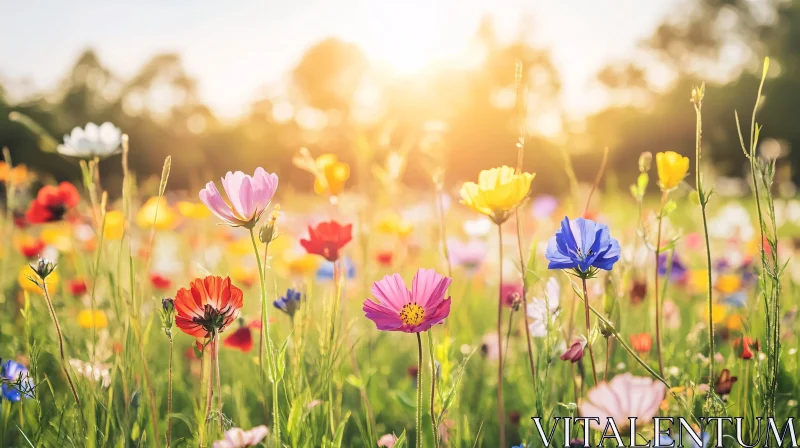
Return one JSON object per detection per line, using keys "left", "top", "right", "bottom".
{"left": 630, "top": 333, "right": 652, "bottom": 354}
{"left": 174, "top": 276, "right": 243, "bottom": 338}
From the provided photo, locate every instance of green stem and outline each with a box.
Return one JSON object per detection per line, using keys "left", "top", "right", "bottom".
{"left": 167, "top": 336, "right": 173, "bottom": 447}
{"left": 581, "top": 278, "right": 599, "bottom": 386}
{"left": 42, "top": 282, "right": 81, "bottom": 406}
{"left": 654, "top": 190, "right": 666, "bottom": 377}
{"left": 426, "top": 331, "right": 440, "bottom": 448}
{"left": 416, "top": 332, "right": 423, "bottom": 448}
{"left": 249, "top": 228, "right": 280, "bottom": 444}
{"left": 496, "top": 224, "right": 506, "bottom": 448}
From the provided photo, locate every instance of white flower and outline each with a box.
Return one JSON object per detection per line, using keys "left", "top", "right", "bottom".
{"left": 69, "top": 359, "right": 111, "bottom": 388}
{"left": 213, "top": 425, "right": 269, "bottom": 448}
{"left": 526, "top": 277, "right": 560, "bottom": 337}
{"left": 708, "top": 203, "right": 754, "bottom": 241}
{"left": 462, "top": 218, "right": 492, "bottom": 238}
{"left": 57, "top": 122, "right": 122, "bottom": 159}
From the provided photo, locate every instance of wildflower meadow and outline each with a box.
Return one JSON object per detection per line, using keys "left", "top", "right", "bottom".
{"left": 1, "top": 41, "right": 799, "bottom": 448}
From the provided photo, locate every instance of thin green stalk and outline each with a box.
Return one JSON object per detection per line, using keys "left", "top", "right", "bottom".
{"left": 426, "top": 331, "right": 439, "bottom": 448}
{"left": 215, "top": 334, "right": 222, "bottom": 432}
{"left": 496, "top": 224, "right": 506, "bottom": 448}
{"left": 248, "top": 227, "right": 280, "bottom": 444}
{"left": 166, "top": 336, "right": 173, "bottom": 447}
{"left": 653, "top": 190, "right": 667, "bottom": 377}
{"left": 41, "top": 282, "right": 81, "bottom": 406}
{"left": 416, "top": 332, "right": 423, "bottom": 448}
{"left": 580, "top": 278, "right": 599, "bottom": 385}
{"left": 692, "top": 85, "right": 716, "bottom": 402}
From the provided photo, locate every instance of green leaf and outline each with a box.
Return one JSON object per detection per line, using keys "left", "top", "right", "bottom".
{"left": 637, "top": 172, "right": 649, "bottom": 194}
{"left": 345, "top": 374, "right": 364, "bottom": 389}
{"left": 332, "top": 412, "right": 351, "bottom": 448}
{"left": 421, "top": 412, "right": 436, "bottom": 448}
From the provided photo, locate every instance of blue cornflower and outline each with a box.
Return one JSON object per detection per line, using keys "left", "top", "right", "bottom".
{"left": 273, "top": 288, "right": 302, "bottom": 318}
{"left": 316, "top": 257, "right": 356, "bottom": 282}
{"left": 545, "top": 216, "right": 620, "bottom": 277}
{"left": 1, "top": 359, "right": 33, "bottom": 402}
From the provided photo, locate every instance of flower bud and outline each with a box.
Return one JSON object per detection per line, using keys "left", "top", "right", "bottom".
{"left": 259, "top": 205, "right": 281, "bottom": 244}
{"left": 160, "top": 297, "right": 176, "bottom": 337}
{"left": 599, "top": 319, "right": 615, "bottom": 338}
{"left": 30, "top": 257, "right": 57, "bottom": 280}
{"left": 638, "top": 152, "right": 653, "bottom": 173}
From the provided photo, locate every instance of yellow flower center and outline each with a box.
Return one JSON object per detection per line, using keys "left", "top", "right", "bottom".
{"left": 399, "top": 303, "right": 425, "bottom": 326}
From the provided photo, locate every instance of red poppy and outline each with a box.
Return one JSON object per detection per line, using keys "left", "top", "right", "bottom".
{"left": 150, "top": 273, "right": 172, "bottom": 291}
{"left": 630, "top": 333, "right": 652, "bottom": 354}
{"left": 733, "top": 336, "right": 760, "bottom": 360}
{"left": 300, "top": 220, "right": 352, "bottom": 262}
{"left": 18, "top": 239, "right": 45, "bottom": 259}
{"left": 375, "top": 250, "right": 393, "bottom": 267}
{"left": 174, "top": 276, "right": 244, "bottom": 338}
{"left": 223, "top": 326, "right": 253, "bottom": 352}
{"left": 25, "top": 182, "right": 80, "bottom": 224}
{"left": 68, "top": 278, "right": 88, "bottom": 296}
{"left": 247, "top": 317, "right": 276, "bottom": 330}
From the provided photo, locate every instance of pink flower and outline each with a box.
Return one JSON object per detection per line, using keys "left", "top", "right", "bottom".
{"left": 560, "top": 338, "right": 587, "bottom": 363}
{"left": 578, "top": 373, "right": 666, "bottom": 430}
{"left": 377, "top": 433, "right": 399, "bottom": 447}
{"left": 213, "top": 425, "right": 269, "bottom": 448}
{"left": 199, "top": 168, "right": 278, "bottom": 227}
{"left": 363, "top": 268, "right": 452, "bottom": 333}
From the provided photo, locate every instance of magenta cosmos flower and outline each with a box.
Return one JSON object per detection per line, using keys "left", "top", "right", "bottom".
{"left": 363, "top": 268, "right": 452, "bottom": 333}
{"left": 199, "top": 168, "right": 278, "bottom": 227}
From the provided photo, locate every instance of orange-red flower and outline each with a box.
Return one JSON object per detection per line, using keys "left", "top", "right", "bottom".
{"left": 300, "top": 220, "right": 352, "bottom": 262}
{"left": 150, "top": 272, "right": 172, "bottom": 291}
{"left": 25, "top": 182, "right": 80, "bottom": 224}
{"left": 174, "top": 276, "right": 243, "bottom": 338}
{"left": 17, "top": 237, "right": 45, "bottom": 259}
{"left": 68, "top": 278, "right": 88, "bottom": 296}
{"left": 630, "top": 333, "right": 652, "bottom": 354}
{"left": 375, "top": 250, "right": 393, "bottom": 267}
{"left": 223, "top": 325, "right": 253, "bottom": 352}
{"left": 733, "top": 336, "right": 760, "bottom": 360}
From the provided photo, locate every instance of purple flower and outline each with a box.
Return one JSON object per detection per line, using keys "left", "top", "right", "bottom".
{"left": 545, "top": 217, "right": 620, "bottom": 276}
{"left": 658, "top": 253, "right": 687, "bottom": 282}
{"left": 199, "top": 168, "right": 278, "bottom": 227}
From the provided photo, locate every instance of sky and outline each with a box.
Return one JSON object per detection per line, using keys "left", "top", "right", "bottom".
{"left": 0, "top": 0, "right": 683, "bottom": 119}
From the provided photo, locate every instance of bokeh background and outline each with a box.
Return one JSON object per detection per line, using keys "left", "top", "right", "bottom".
{"left": 1, "top": 0, "right": 798, "bottom": 195}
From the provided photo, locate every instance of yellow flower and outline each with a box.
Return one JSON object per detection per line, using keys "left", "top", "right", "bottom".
{"left": 0, "top": 162, "right": 29, "bottom": 185}
{"left": 285, "top": 253, "right": 320, "bottom": 277}
{"left": 376, "top": 213, "right": 414, "bottom": 238}
{"left": 727, "top": 314, "right": 745, "bottom": 331}
{"left": 313, "top": 154, "right": 350, "bottom": 196}
{"left": 41, "top": 223, "right": 73, "bottom": 253}
{"left": 136, "top": 197, "right": 178, "bottom": 230}
{"left": 178, "top": 201, "right": 211, "bottom": 219}
{"left": 230, "top": 265, "right": 257, "bottom": 287}
{"left": 702, "top": 303, "right": 728, "bottom": 324}
{"left": 459, "top": 166, "right": 535, "bottom": 224}
{"left": 18, "top": 264, "right": 59, "bottom": 295}
{"left": 78, "top": 310, "right": 108, "bottom": 329}
{"left": 688, "top": 269, "right": 709, "bottom": 294}
{"left": 656, "top": 151, "right": 689, "bottom": 191}
{"left": 227, "top": 238, "right": 254, "bottom": 257}
{"left": 103, "top": 210, "right": 125, "bottom": 240}
{"left": 715, "top": 274, "right": 741, "bottom": 294}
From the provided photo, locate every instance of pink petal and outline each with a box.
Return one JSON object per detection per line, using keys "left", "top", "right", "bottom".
{"left": 411, "top": 268, "right": 451, "bottom": 309}
{"left": 221, "top": 171, "right": 247, "bottom": 219}
{"left": 363, "top": 300, "right": 403, "bottom": 331}
{"left": 415, "top": 297, "right": 451, "bottom": 332}
{"left": 371, "top": 273, "right": 411, "bottom": 312}
{"left": 237, "top": 175, "right": 255, "bottom": 218}
{"left": 199, "top": 181, "right": 240, "bottom": 225}
{"left": 250, "top": 168, "right": 278, "bottom": 214}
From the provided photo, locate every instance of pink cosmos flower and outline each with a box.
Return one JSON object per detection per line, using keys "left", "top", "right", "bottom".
{"left": 578, "top": 373, "right": 666, "bottom": 430}
{"left": 213, "top": 425, "right": 269, "bottom": 448}
{"left": 199, "top": 168, "right": 278, "bottom": 227}
{"left": 363, "top": 268, "right": 452, "bottom": 333}
{"left": 377, "top": 433, "right": 399, "bottom": 447}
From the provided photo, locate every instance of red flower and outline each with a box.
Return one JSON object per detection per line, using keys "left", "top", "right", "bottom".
{"left": 223, "top": 326, "right": 253, "bottom": 352}
{"left": 300, "top": 220, "right": 352, "bottom": 262}
{"left": 733, "top": 336, "right": 760, "bottom": 360}
{"left": 174, "top": 276, "right": 244, "bottom": 338}
{"left": 375, "top": 250, "right": 393, "bottom": 267}
{"left": 25, "top": 182, "right": 80, "bottom": 224}
{"left": 630, "top": 333, "right": 652, "bottom": 354}
{"left": 68, "top": 278, "right": 88, "bottom": 296}
{"left": 18, "top": 239, "right": 45, "bottom": 259}
{"left": 150, "top": 273, "right": 172, "bottom": 291}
